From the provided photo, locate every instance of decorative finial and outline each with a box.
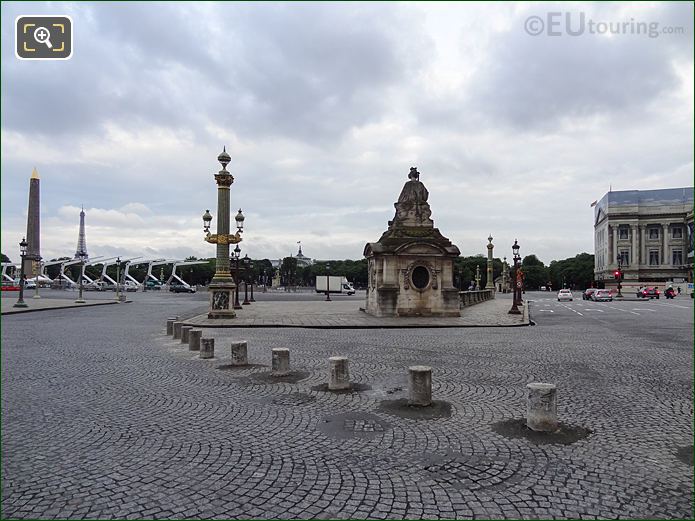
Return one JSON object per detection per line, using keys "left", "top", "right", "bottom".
{"left": 408, "top": 167, "right": 420, "bottom": 181}
{"left": 31, "top": 167, "right": 39, "bottom": 179}
{"left": 217, "top": 147, "right": 231, "bottom": 170}
{"left": 488, "top": 234, "right": 493, "bottom": 243}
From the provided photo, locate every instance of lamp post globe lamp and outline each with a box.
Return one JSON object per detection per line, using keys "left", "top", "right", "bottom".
{"left": 242, "top": 254, "right": 251, "bottom": 305}
{"left": 13, "top": 237, "right": 29, "bottom": 308}
{"left": 508, "top": 239, "right": 522, "bottom": 315}
{"left": 233, "top": 244, "right": 242, "bottom": 310}
{"left": 325, "top": 262, "right": 331, "bottom": 302}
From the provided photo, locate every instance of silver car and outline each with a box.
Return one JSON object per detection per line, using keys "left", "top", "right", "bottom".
{"left": 592, "top": 289, "right": 613, "bottom": 302}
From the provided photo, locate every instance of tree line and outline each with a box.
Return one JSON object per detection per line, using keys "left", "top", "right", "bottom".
{"left": 1, "top": 251, "right": 596, "bottom": 290}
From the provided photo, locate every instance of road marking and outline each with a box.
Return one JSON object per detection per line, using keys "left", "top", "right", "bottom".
{"left": 607, "top": 305, "right": 639, "bottom": 315}
{"left": 632, "top": 308, "right": 655, "bottom": 312}
{"left": 538, "top": 309, "right": 554, "bottom": 313}
{"left": 584, "top": 309, "right": 604, "bottom": 312}
{"left": 559, "top": 303, "right": 583, "bottom": 316}
{"left": 653, "top": 302, "right": 691, "bottom": 310}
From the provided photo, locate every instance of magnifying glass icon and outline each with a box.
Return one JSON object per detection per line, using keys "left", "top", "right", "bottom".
{"left": 33, "top": 26, "right": 53, "bottom": 49}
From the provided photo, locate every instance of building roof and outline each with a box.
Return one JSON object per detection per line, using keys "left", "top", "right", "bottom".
{"left": 594, "top": 187, "right": 694, "bottom": 225}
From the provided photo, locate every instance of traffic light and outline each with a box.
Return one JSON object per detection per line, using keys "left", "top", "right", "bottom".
{"left": 614, "top": 270, "right": 620, "bottom": 280}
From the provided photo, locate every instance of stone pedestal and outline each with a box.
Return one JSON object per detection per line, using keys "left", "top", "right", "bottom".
{"left": 271, "top": 348, "right": 290, "bottom": 376}
{"left": 364, "top": 168, "right": 461, "bottom": 317}
{"left": 230, "top": 341, "right": 248, "bottom": 366}
{"left": 208, "top": 281, "right": 237, "bottom": 319}
{"left": 408, "top": 366, "right": 432, "bottom": 406}
{"left": 328, "top": 356, "right": 350, "bottom": 390}
{"left": 200, "top": 338, "right": 214, "bottom": 359}
{"left": 181, "top": 326, "right": 192, "bottom": 344}
{"left": 173, "top": 322, "right": 183, "bottom": 339}
{"left": 526, "top": 382, "right": 558, "bottom": 432}
{"left": 189, "top": 329, "right": 202, "bottom": 351}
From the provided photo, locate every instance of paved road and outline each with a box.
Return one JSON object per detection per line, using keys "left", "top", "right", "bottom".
{"left": 2, "top": 291, "right": 692, "bottom": 519}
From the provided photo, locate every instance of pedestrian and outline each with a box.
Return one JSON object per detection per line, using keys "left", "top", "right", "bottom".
{"left": 677, "top": 286, "right": 682, "bottom": 295}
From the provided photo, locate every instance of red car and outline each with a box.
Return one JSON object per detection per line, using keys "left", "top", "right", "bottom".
{"left": 0, "top": 283, "right": 21, "bottom": 291}
{"left": 637, "top": 287, "right": 660, "bottom": 299}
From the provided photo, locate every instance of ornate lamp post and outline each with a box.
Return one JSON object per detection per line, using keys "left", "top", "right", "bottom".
{"left": 325, "top": 262, "right": 331, "bottom": 301}
{"left": 75, "top": 249, "right": 87, "bottom": 303}
{"left": 242, "top": 254, "right": 251, "bottom": 305}
{"left": 474, "top": 265, "right": 481, "bottom": 290}
{"left": 486, "top": 235, "right": 495, "bottom": 290}
{"left": 508, "top": 239, "right": 522, "bottom": 315}
{"left": 115, "top": 257, "right": 122, "bottom": 301}
{"left": 202, "top": 148, "right": 244, "bottom": 319}
{"left": 13, "top": 238, "right": 28, "bottom": 308}
{"left": 249, "top": 259, "right": 256, "bottom": 302}
{"left": 232, "top": 244, "right": 242, "bottom": 310}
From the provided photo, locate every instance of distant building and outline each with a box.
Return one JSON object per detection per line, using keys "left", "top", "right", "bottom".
{"left": 593, "top": 187, "right": 694, "bottom": 286}
{"left": 74, "top": 206, "right": 89, "bottom": 260}
{"left": 270, "top": 243, "right": 314, "bottom": 269}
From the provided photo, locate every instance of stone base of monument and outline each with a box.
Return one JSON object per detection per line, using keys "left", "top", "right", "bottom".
{"left": 207, "top": 282, "right": 236, "bottom": 319}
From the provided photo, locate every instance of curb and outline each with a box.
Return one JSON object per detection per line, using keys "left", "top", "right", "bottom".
{"left": 1, "top": 300, "right": 130, "bottom": 315}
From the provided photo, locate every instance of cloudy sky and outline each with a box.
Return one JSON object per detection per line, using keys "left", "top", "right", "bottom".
{"left": 1, "top": 1, "right": 693, "bottom": 265}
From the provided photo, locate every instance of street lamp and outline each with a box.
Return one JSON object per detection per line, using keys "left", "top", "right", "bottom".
{"left": 13, "top": 237, "right": 28, "bottom": 308}
{"left": 232, "top": 244, "right": 242, "bottom": 310}
{"left": 242, "top": 254, "right": 251, "bottom": 305}
{"left": 75, "top": 250, "right": 87, "bottom": 303}
{"left": 325, "top": 262, "right": 331, "bottom": 301}
{"left": 249, "top": 259, "right": 256, "bottom": 302}
{"left": 202, "top": 148, "right": 244, "bottom": 319}
{"left": 508, "top": 239, "right": 522, "bottom": 315}
{"left": 115, "top": 257, "right": 121, "bottom": 302}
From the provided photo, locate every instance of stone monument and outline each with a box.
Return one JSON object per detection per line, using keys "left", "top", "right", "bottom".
{"left": 364, "top": 167, "right": 461, "bottom": 317}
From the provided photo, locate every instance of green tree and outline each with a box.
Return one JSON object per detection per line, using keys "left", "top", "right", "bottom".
{"left": 521, "top": 255, "right": 549, "bottom": 290}
{"left": 0, "top": 252, "right": 10, "bottom": 263}
{"left": 548, "top": 253, "right": 595, "bottom": 290}
{"left": 280, "top": 257, "right": 298, "bottom": 287}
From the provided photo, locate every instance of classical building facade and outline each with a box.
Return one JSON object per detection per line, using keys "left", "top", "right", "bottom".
{"left": 593, "top": 187, "right": 694, "bottom": 286}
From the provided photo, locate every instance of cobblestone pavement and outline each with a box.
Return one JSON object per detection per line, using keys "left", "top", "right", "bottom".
{"left": 184, "top": 296, "right": 527, "bottom": 329}
{"left": 2, "top": 293, "right": 692, "bottom": 519}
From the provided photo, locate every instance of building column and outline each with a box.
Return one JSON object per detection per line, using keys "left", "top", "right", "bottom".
{"left": 630, "top": 224, "right": 638, "bottom": 268}
{"left": 662, "top": 223, "right": 669, "bottom": 266}
{"left": 612, "top": 225, "right": 618, "bottom": 266}
{"left": 640, "top": 225, "right": 646, "bottom": 266}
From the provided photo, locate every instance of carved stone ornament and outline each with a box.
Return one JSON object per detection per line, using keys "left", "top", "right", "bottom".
{"left": 212, "top": 291, "right": 229, "bottom": 310}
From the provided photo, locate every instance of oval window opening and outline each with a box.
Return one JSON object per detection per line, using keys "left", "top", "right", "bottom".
{"left": 412, "top": 266, "right": 430, "bottom": 289}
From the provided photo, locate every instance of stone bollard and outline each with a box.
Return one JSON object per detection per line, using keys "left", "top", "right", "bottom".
{"left": 408, "top": 366, "right": 432, "bottom": 407}
{"left": 230, "top": 341, "right": 248, "bottom": 366}
{"left": 166, "top": 317, "right": 177, "bottom": 335}
{"left": 200, "top": 338, "right": 214, "bottom": 359}
{"left": 328, "top": 356, "right": 350, "bottom": 390}
{"left": 181, "top": 326, "right": 192, "bottom": 344}
{"left": 271, "top": 348, "right": 290, "bottom": 376}
{"left": 188, "top": 329, "right": 202, "bottom": 351}
{"left": 526, "top": 382, "right": 558, "bottom": 432}
{"left": 173, "top": 322, "right": 183, "bottom": 340}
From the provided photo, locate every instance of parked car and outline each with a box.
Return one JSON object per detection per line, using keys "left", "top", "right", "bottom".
{"left": 583, "top": 288, "right": 597, "bottom": 300}
{"left": 664, "top": 287, "right": 676, "bottom": 299}
{"left": 637, "top": 287, "right": 660, "bottom": 299}
{"left": 169, "top": 284, "right": 196, "bottom": 293}
{"left": 124, "top": 281, "right": 139, "bottom": 292}
{"left": 23, "top": 279, "right": 36, "bottom": 289}
{"left": 145, "top": 280, "right": 162, "bottom": 290}
{"left": 557, "top": 289, "right": 573, "bottom": 301}
{"left": 1, "top": 282, "right": 21, "bottom": 291}
{"left": 591, "top": 289, "right": 613, "bottom": 302}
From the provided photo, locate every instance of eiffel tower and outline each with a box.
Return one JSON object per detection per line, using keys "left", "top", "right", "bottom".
{"left": 74, "top": 206, "right": 88, "bottom": 260}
